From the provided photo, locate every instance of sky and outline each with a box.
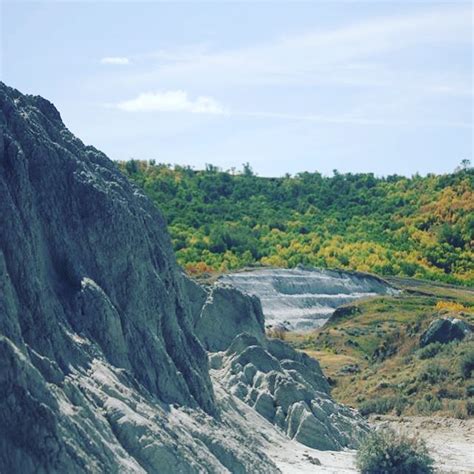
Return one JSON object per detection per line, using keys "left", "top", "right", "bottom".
{"left": 1, "top": 0, "right": 472, "bottom": 177}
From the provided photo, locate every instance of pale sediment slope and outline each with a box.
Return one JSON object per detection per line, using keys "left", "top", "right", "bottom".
{"left": 220, "top": 268, "right": 396, "bottom": 330}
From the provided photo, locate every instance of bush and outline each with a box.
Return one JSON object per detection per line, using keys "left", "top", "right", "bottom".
{"left": 418, "top": 364, "right": 449, "bottom": 384}
{"left": 417, "top": 342, "right": 443, "bottom": 360}
{"left": 446, "top": 400, "right": 469, "bottom": 419}
{"left": 356, "top": 428, "right": 435, "bottom": 474}
{"left": 460, "top": 349, "right": 474, "bottom": 379}
{"left": 414, "top": 398, "right": 442, "bottom": 415}
{"left": 359, "top": 396, "right": 406, "bottom": 416}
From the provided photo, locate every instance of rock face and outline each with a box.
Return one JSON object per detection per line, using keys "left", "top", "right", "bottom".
{"left": 0, "top": 83, "right": 367, "bottom": 472}
{"left": 200, "top": 307, "right": 368, "bottom": 451}
{"left": 220, "top": 268, "right": 396, "bottom": 330}
{"left": 212, "top": 335, "right": 367, "bottom": 450}
{"left": 194, "top": 284, "right": 266, "bottom": 352}
{"left": 0, "top": 84, "right": 215, "bottom": 415}
{"left": 420, "top": 318, "right": 473, "bottom": 347}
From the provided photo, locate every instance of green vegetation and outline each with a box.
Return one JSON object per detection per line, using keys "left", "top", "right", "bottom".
{"left": 285, "top": 278, "right": 474, "bottom": 418}
{"left": 356, "top": 428, "right": 434, "bottom": 474}
{"left": 119, "top": 160, "right": 473, "bottom": 285}
{"left": 417, "top": 342, "right": 443, "bottom": 360}
{"left": 460, "top": 348, "right": 474, "bottom": 379}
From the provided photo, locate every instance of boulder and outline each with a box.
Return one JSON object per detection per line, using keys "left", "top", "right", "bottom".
{"left": 420, "top": 318, "right": 473, "bottom": 347}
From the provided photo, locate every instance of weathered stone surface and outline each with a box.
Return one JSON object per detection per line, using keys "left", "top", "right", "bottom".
{"left": 195, "top": 284, "right": 265, "bottom": 351}
{"left": 220, "top": 268, "right": 397, "bottom": 330}
{"left": 193, "top": 278, "right": 369, "bottom": 450}
{"left": 207, "top": 329, "right": 368, "bottom": 450}
{"left": 0, "top": 83, "right": 368, "bottom": 472}
{"left": 0, "top": 83, "right": 278, "bottom": 473}
{"left": 420, "top": 318, "right": 473, "bottom": 347}
{"left": 0, "top": 83, "right": 215, "bottom": 416}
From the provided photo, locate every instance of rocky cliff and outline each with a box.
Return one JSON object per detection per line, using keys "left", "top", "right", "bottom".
{"left": 0, "top": 83, "right": 367, "bottom": 473}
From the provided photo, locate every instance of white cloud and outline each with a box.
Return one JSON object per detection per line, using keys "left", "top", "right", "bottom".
{"left": 115, "top": 90, "right": 226, "bottom": 114}
{"left": 124, "top": 5, "right": 470, "bottom": 88}
{"left": 100, "top": 56, "right": 130, "bottom": 65}
{"left": 103, "top": 4, "right": 471, "bottom": 128}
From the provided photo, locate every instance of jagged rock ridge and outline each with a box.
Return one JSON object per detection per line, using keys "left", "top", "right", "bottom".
{"left": 0, "top": 83, "right": 367, "bottom": 473}
{"left": 192, "top": 284, "right": 368, "bottom": 450}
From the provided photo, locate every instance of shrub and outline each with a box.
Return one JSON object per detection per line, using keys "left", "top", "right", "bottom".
{"left": 356, "top": 428, "right": 435, "bottom": 474}
{"left": 418, "top": 364, "right": 449, "bottom": 384}
{"left": 417, "top": 342, "right": 443, "bottom": 359}
{"left": 436, "top": 387, "right": 462, "bottom": 399}
{"left": 359, "top": 396, "right": 407, "bottom": 416}
{"left": 414, "top": 398, "right": 442, "bottom": 415}
{"left": 435, "top": 300, "right": 466, "bottom": 312}
{"left": 446, "top": 400, "right": 468, "bottom": 419}
{"left": 460, "top": 349, "right": 474, "bottom": 379}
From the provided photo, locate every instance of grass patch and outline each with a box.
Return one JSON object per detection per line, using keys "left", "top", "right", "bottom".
{"left": 359, "top": 396, "right": 407, "bottom": 416}
{"left": 417, "top": 342, "right": 443, "bottom": 359}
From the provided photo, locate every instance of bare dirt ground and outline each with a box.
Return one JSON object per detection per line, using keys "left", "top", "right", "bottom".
{"left": 370, "top": 415, "right": 474, "bottom": 474}
{"left": 259, "top": 410, "right": 473, "bottom": 472}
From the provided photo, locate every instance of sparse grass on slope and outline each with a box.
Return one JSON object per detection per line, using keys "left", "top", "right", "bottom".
{"left": 286, "top": 278, "right": 474, "bottom": 418}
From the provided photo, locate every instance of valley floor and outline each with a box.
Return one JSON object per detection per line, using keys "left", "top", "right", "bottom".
{"left": 370, "top": 415, "right": 474, "bottom": 474}
{"left": 264, "top": 415, "right": 474, "bottom": 473}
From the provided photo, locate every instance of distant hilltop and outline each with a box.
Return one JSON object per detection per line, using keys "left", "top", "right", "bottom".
{"left": 119, "top": 159, "right": 474, "bottom": 286}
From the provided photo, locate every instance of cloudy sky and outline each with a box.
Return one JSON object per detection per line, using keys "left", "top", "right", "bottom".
{"left": 1, "top": 1, "right": 472, "bottom": 176}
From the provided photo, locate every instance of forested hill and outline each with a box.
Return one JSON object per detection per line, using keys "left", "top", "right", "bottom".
{"left": 119, "top": 161, "right": 473, "bottom": 286}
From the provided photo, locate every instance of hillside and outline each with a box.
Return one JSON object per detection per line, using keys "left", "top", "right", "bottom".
{"left": 0, "top": 83, "right": 369, "bottom": 472}
{"left": 119, "top": 161, "right": 474, "bottom": 286}
{"left": 286, "top": 278, "right": 474, "bottom": 418}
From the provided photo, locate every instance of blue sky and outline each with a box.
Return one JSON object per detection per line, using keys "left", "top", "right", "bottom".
{"left": 1, "top": 1, "right": 472, "bottom": 177}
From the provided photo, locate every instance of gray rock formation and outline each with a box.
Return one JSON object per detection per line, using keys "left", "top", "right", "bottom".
{"left": 202, "top": 321, "right": 368, "bottom": 451}
{"left": 420, "top": 318, "right": 473, "bottom": 347}
{"left": 220, "top": 268, "right": 396, "bottom": 330}
{"left": 0, "top": 83, "right": 368, "bottom": 472}
{"left": 194, "top": 284, "right": 265, "bottom": 352}
{"left": 0, "top": 83, "right": 275, "bottom": 472}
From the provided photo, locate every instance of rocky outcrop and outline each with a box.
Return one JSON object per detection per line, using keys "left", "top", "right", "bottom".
{"left": 195, "top": 284, "right": 265, "bottom": 352}
{"left": 206, "top": 333, "right": 368, "bottom": 451}
{"left": 0, "top": 83, "right": 279, "bottom": 472}
{"left": 194, "top": 286, "right": 369, "bottom": 450}
{"left": 420, "top": 318, "right": 473, "bottom": 347}
{"left": 220, "top": 268, "right": 397, "bottom": 330}
{"left": 0, "top": 83, "right": 215, "bottom": 415}
{"left": 0, "top": 83, "right": 368, "bottom": 472}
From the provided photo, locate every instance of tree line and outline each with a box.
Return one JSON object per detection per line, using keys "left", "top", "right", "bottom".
{"left": 119, "top": 160, "right": 473, "bottom": 286}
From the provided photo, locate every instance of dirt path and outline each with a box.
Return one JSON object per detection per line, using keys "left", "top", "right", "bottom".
{"left": 370, "top": 415, "right": 474, "bottom": 474}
